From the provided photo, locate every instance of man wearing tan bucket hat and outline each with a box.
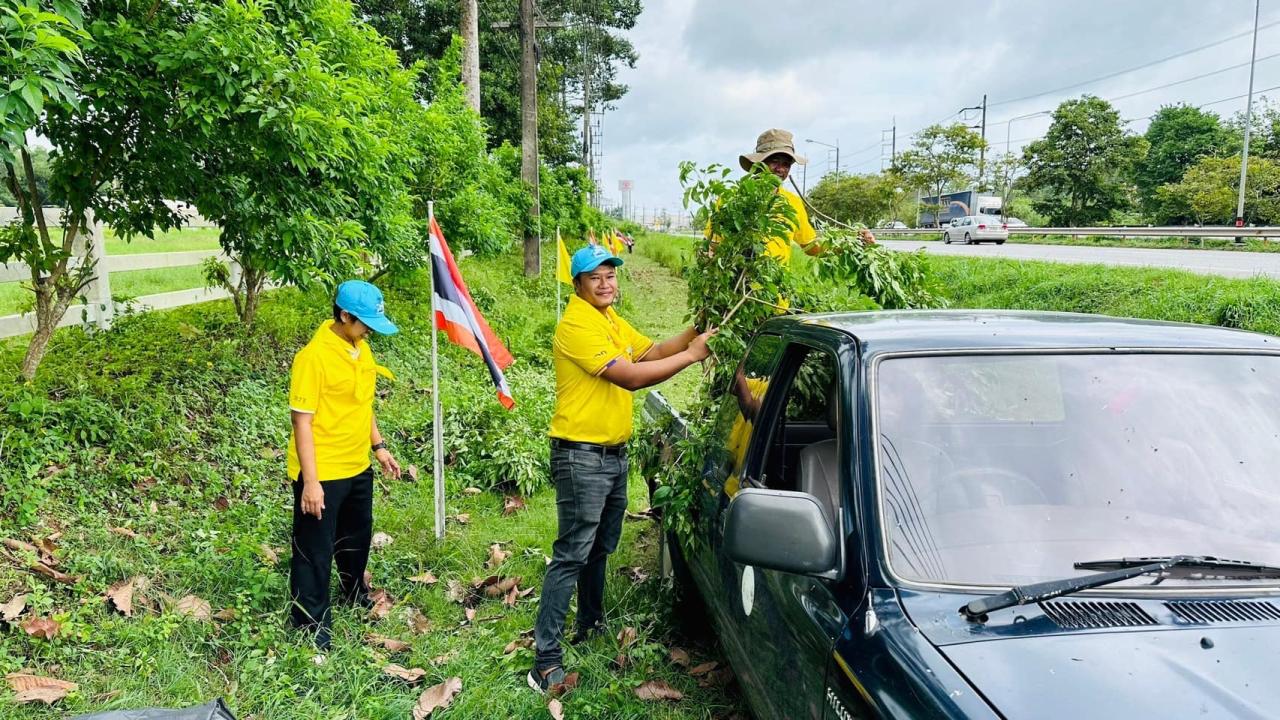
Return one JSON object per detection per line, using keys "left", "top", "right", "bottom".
{"left": 738, "top": 128, "right": 875, "bottom": 263}
{"left": 738, "top": 128, "right": 819, "bottom": 265}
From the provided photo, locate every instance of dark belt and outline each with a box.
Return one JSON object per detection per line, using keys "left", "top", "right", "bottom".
{"left": 551, "top": 438, "right": 627, "bottom": 456}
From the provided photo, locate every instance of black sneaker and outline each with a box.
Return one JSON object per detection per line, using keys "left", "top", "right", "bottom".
{"left": 527, "top": 666, "right": 566, "bottom": 695}
{"left": 314, "top": 625, "right": 332, "bottom": 651}
{"left": 569, "top": 623, "right": 606, "bottom": 645}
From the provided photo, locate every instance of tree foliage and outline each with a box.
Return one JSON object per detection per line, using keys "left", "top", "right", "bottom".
{"left": 807, "top": 171, "right": 905, "bottom": 227}
{"left": 1154, "top": 154, "right": 1280, "bottom": 225}
{"left": 1137, "top": 104, "right": 1235, "bottom": 219}
{"left": 894, "top": 123, "right": 986, "bottom": 219}
{"left": 1021, "top": 96, "right": 1148, "bottom": 226}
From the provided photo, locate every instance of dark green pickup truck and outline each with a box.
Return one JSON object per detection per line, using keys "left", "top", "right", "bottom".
{"left": 641, "top": 309, "right": 1280, "bottom": 720}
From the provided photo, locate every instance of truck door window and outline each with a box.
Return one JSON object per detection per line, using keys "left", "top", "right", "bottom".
{"left": 713, "top": 333, "right": 783, "bottom": 497}
{"left": 755, "top": 347, "right": 840, "bottom": 513}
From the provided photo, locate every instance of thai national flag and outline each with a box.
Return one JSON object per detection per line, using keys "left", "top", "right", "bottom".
{"left": 429, "top": 217, "right": 516, "bottom": 409}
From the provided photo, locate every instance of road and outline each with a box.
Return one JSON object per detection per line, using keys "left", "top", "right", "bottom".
{"left": 881, "top": 239, "right": 1280, "bottom": 281}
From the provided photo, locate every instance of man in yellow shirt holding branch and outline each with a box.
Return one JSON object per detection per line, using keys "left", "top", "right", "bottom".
{"left": 530, "top": 245, "right": 714, "bottom": 693}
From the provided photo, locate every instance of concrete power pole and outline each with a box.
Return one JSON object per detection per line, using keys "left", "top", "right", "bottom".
{"left": 519, "top": 0, "right": 540, "bottom": 276}
{"left": 461, "top": 0, "right": 480, "bottom": 113}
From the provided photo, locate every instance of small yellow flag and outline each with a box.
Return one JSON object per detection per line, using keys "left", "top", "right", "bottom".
{"left": 556, "top": 230, "right": 573, "bottom": 286}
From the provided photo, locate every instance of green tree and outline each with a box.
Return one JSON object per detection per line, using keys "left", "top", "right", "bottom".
{"left": 0, "top": 0, "right": 90, "bottom": 381}
{"left": 1154, "top": 154, "right": 1280, "bottom": 225}
{"left": 894, "top": 123, "right": 986, "bottom": 224}
{"left": 1229, "top": 97, "right": 1280, "bottom": 161}
{"left": 807, "top": 172, "right": 895, "bottom": 227}
{"left": 158, "top": 0, "right": 425, "bottom": 324}
{"left": 1137, "top": 105, "right": 1234, "bottom": 219}
{"left": 1022, "top": 96, "right": 1148, "bottom": 226}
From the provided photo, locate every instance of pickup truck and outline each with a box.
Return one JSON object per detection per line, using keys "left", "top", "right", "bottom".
{"left": 641, "top": 310, "right": 1280, "bottom": 719}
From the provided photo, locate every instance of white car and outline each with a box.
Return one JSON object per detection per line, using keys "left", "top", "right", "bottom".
{"left": 943, "top": 215, "right": 1008, "bottom": 245}
{"left": 1004, "top": 216, "right": 1028, "bottom": 227}
{"left": 878, "top": 220, "right": 908, "bottom": 229}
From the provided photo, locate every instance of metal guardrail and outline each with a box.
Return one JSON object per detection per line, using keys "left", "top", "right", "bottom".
{"left": 872, "top": 226, "right": 1280, "bottom": 239}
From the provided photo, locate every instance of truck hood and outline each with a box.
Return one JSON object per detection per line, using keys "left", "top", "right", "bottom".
{"left": 939, "top": 627, "right": 1277, "bottom": 718}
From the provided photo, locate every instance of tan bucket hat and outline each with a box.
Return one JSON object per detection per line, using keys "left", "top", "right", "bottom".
{"left": 739, "top": 128, "right": 808, "bottom": 172}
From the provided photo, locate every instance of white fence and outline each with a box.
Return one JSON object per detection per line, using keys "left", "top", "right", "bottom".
{"left": 0, "top": 209, "right": 235, "bottom": 339}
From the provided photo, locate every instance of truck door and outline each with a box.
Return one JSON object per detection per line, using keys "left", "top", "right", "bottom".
{"left": 695, "top": 332, "right": 784, "bottom": 690}
{"left": 732, "top": 342, "right": 851, "bottom": 720}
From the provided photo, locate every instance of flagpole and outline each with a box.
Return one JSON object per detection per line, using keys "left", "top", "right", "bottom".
{"left": 555, "top": 225, "right": 562, "bottom": 319}
{"left": 429, "top": 201, "right": 445, "bottom": 541}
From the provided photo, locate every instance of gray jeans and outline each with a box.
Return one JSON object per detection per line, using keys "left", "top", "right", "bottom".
{"left": 534, "top": 443, "right": 629, "bottom": 671}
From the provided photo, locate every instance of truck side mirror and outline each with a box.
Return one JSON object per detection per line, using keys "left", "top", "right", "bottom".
{"left": 724, "top": 488, "right": 839, "bottom": 577}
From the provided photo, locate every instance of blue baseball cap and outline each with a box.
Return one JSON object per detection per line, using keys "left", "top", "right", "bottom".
{"left": 570, "top": 244, "right": 624, "bottom": 278}
{"left": 335, "top": 280, "right": 398, "bottom": 335}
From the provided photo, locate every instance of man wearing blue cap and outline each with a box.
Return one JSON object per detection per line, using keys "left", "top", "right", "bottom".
{"left": 529, "top": 246, "right": 714, "bottom": 693}
{"left": 287, "top": 280, "right": 402, "bottom": 650}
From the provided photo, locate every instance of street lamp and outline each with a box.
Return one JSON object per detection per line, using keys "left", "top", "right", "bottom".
{"left": 1236, "top": 0, "right": 1261, "bottom": 230}
{"left": 1002, "top": 111, "right": 1052, "bottom": 220}
{"left": 805, "top": 138, "right": 839, "bottom": 177}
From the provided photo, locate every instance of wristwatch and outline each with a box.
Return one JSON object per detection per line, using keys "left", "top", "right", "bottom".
{"left": 372, "top": 442, "right": 388, "bottom": 452}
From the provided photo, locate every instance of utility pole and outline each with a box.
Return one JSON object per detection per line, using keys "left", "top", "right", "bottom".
{"left": 492, "top": 4, "right": 566, "bottom": 275}
{"left": 460, "top": 0, "right": 480, "bottom": 112}
{"left": 961, "top": 95, "right": 988, "bottom": 188}
{"left": 1236, "top": 0, "right": 1261, "bottom": 232}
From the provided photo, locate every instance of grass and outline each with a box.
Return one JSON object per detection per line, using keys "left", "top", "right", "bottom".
{"left": 0, "top": 266, "right": 211, "bottom": 316}
{"left": 0, "top": 248, "right": 742, "bottom": 718}
{"left": 104, "top": 227, "right": 222, "bottom": 255}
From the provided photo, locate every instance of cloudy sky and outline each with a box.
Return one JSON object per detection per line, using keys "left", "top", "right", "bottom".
{"left": 599, "top": 0, "right": 1280, "bottom": 222}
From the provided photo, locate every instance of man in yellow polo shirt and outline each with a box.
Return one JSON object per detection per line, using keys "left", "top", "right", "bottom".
{"left": 529, "top": 245, "right": 713, "bottom": 693}
{"left": 287, "top": 280, "right": 401, "bottom": 651}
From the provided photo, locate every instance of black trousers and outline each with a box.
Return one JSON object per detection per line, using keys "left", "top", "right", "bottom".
{"left": 288, "top": 467, "right": 374, "bottom": 630}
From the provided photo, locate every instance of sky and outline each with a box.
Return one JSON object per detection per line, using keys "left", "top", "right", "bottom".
{"left": 599, "top": 0, "right": 1280, "bottom": 224}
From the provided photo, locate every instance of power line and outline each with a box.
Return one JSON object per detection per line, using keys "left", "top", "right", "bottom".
{"left": 989, "top": 17, "right": 1280, "bottom": 108}
{"left": 1106, "top": 51, "right": 1280, "bottom": 103}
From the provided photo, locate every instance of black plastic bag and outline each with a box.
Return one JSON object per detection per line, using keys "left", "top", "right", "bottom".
{"left": 72, "top": 699, "right": 236, "bottom": 720}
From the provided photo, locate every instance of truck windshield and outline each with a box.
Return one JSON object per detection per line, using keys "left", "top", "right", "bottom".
{"left": 875, "top": 352, "right": 1280, "bottom": 588}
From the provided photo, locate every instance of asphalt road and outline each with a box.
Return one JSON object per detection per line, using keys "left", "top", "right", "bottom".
{"left": 881, "top": 239, "right": 1280, "bottom": 281}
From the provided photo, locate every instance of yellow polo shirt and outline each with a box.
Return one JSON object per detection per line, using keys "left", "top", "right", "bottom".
{"left": 287, "top": 320, "right": 394, "bottom": 481}
{"left": 549, "top": 295, "right": 654, "bottom": 445}
{"left": 766, "top": 188, "right": 817, "bottom": 265}
{"left": 706, "top": 187, "right": 817, "bottom": 266}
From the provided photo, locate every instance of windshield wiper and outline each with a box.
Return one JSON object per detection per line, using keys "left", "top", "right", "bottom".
{"left": 960, "top": 555, "right": 1280, "bottom": 623}
{"left": 1074, "top": 555, "right": 1280, "bottom": 577}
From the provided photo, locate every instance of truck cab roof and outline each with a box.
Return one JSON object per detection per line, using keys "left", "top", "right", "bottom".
{"left": 764, "top": 309, "right": 1280, "bottom": 356}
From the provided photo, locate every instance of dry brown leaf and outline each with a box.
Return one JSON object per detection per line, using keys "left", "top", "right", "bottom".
{"left": 669, "top": 647, "right": 691, "bottom": 667}
{"left": 486, "top": 543, "right": 511, "bottom": 569}
{"left": 34, "top": 537, "right": 58, "bottom": 566}
{"left": 548, "top": 697, "right": 565, "bottom": 720}
{"left": 31, "top": 562, "right": 77, "bottom": 585}
{"left": 213, "top": 496, "right": 230, "bottom": 512}
{"left": 106, "top": 578, "right": 135, "bottom": 617}
{"left": 21, "top": 617, "right": 60, "bottom": 640}
{"left": 618, "top": 566, "right": 649, "bottom": 583}
{"left": 412, "top": 676, "right": 462, "bottom": 719}
{"left": 407, "top": 465, "right": 420, "bottom": 482}
{"left": 430, "top": 651, "right": 457, "bottom": 665}
{"left": 405, "top": 607, "right": 432, "bottom": 635}
{"left": 5, "top": 673, "right": 77, "bottom": 705}
{"left": 698, "top": 667, "right": 735, "bottom": 688}
{"left": 634, "top": 678, "right": 684, "bottom": 701}
{"left": 689, "top": 660, "right": 719, "bottom": 677}
{"left": 367, "top": 634, "right": 410, "bottom": 653}
{"left": 548, "top": 671, "right": 580, "bottom": 698}
{"left": 259, "top": 545, "right": 280, "bottom": 565}
{"left": 462, "top": 487, "right": 482, "bottom": 496}
{"left": 617, "top": 626, "right": 638, "bottom": 650}
{"left": 463, "top": 607, "right": 476, "bottom": 623}
{"left": 450, "top": 513, "right": 470, "bottom": 525}
{"left": 613, "top": 652, "right": 629, "bottom": 669}
{"left": 369, "top": 588, "right": 394, "bottom": 620}
{"left": 364, "top": 569, "right": 374, "bottom": 587}
{"left": 502, "top": 495, "right": 527, "bottom": 516}
{"left": 382, "top": 664, "right": 426, "bottom": 684}
{"left": 502, "top": 585, "right": 522, "bottom": 608}
{"left": 2, "top": 538, "right": 38, "bottom": 556}
{"left": 173, "top": 595, "right": 212, "bottom": 621}
{"left": 503, "top": 636, "right": 534, "bottom": 654}
{"left": 371, "top": 532, "right": 393, "bottom": 549}
{"left": 445, "top": 580, "right": 467, "bottom": 604}
{"left": 0, "top": 594, "right": 27, "bottom": 622}
{"left": 408, "top": 572, "right": 438, "bottom": 585}
{"left": 212, "top": 608, "right": 237, "bottom": 622}
{"left": 109, "top": 527, "right": 139, "bottom": 539}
